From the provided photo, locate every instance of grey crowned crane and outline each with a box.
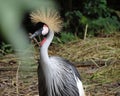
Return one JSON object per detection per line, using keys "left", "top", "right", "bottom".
{"left": 30, "top": 9, "right": 85, "bottom": 96}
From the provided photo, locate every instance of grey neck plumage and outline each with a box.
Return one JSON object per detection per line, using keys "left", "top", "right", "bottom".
{"left": 40, "top": 30, "right": 54, "bottom": 68}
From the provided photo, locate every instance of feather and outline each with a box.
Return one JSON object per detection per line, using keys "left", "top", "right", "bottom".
{"left": 30, "top": 9, "right": 63, "bottom": 32}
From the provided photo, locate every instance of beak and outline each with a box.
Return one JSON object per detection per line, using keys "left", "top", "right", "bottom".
{"left": 29, "top": 28, "right": 42, "bottom": 39}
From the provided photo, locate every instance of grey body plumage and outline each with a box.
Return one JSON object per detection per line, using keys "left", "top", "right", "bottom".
{"left": 38, "top": 56, "right": 81, "bottom": 96}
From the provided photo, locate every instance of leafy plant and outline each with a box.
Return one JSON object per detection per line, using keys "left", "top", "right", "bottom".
{"left": 64, "top": 11, "right": 83, "bottom": 33}
{"left": 83, "top": 0, "right": 120, "bottom": 36}
{"left": 0, "top": 42, "right": 13, "bottom": 55}
{"left": 90, "top": 16, "right": 120, "bottom": 35}
{"left": 83, "top": 0, "right": 109, "bottom": 18}
{"left": 64, "top": 0, "right": 120, "bottom": 38}
{"left": 53, "top": 32, "right": 77, "bottom": 44}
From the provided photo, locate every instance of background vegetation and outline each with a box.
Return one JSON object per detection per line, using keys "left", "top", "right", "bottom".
{"left": 0, "top": 0, "right": 120, "bottom": 96}
{"left": 59, "top": 0, "right": 120, "bottom": 40}
{"left": 0, "top": 0, "right": 120, "bottom": 46}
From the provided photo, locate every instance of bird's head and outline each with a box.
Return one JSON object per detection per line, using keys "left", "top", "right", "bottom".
{"left": 30, "top": 9, "right": 62, "bottom": 36}
{"left": 29, "top": 9, "right": 62, "bottom": 46}
{"left": 30, "top": 24, "right": 49, "bottom": 39}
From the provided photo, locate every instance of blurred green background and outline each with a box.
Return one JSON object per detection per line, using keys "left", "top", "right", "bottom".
{"left": 0, "top": 0, "right": 58, "bottom": 71}
{"left": 0, "top": 0, "right": 120, "bottom": 69}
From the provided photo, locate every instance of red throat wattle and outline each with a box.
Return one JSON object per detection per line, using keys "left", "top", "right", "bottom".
{"left": 40, "top": 38, "right": 47, "bottom": 46}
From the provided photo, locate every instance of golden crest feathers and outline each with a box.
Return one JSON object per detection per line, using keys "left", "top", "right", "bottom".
{"left": 30, "top": 9, "right": 63, "bottom": 32}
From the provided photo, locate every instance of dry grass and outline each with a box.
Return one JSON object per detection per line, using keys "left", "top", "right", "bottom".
{"left": 0, "top": 34, "right": 120, "bottom": 96}
{"left": 49, "top": 34, "right": 120, "bottom": 62}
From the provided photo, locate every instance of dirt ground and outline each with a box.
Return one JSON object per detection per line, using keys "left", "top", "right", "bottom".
{"left": 0, "top": 36, "right": 120, "bottom": 96}
{"left": 0, "top": 54, "right": 120, "bottom": 96}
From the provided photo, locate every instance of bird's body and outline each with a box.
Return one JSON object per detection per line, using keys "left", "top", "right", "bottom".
{"left": 30, "top": 9, "right": 85, "bottom": 96}
{"left": 38, "top": 56, "right": 84, "bottom": 96}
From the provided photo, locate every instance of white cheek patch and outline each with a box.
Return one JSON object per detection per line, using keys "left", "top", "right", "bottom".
{"left": 42, "top": 25, "right": 49, "bottom": 35}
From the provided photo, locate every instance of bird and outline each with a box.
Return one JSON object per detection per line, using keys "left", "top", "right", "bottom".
{"left": 30, "top": 9, "right": 85, "bottom": 96}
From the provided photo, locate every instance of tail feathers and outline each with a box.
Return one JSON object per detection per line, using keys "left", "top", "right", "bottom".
{"left": 76, "top": 77, "right": 86, "bottom": 96}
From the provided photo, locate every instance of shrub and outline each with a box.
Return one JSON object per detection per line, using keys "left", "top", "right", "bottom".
{"left": 53, "top": 32, "right": 77, "bottom": 44}
{"left": 0, "top": 42, "right": 13, "bottom": 55}
{"left": 64, "top": 0, "right": 120, "bottom": 38}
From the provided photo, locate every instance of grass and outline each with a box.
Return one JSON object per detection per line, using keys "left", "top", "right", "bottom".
{"left": 50, "top": 34, "right": 120, "bottom": 62}
{"left": 0, "top": 33, "right": 120, "bottom": 95}
{"left": 90, "top": 61, "right": 120, "bottom": 83}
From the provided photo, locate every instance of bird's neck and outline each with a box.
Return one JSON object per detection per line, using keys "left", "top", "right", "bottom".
{"left": 40, "top": 30, "right": 54, "bottom": 66}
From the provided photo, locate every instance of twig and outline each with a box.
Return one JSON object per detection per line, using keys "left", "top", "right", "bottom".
{"left": 90, "top": 59, "right": 100, "bottom": 68}
{"left": 16, "top": 61, "right": 21, "bottom": 96}
{"left": 84, "top": 24, "right": 88, "bottom": 40}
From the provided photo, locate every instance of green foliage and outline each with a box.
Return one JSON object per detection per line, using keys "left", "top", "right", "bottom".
{"left": 0, "top": 0, "right": 58, "bottom": 71}
{"left": 64, "top": 0, "right": 120, "bottom": 38}
{"left": 64, "top": 10, "right": 86, "bottom": 37}
{"left": 0, "top": 42, "right": 13, "bottom": 55}
{"left": 53, "top": 32, "right": 77, "bottom": 44}
{"left": 83, "top": 0, "right": 120, "bottom": 36}
{"left": 88, "top": 16, "right": 120, "bottom": 35}
{"left": 84, "top": 0, "right": 109, "bottom": 18}
{"left": 64, "top": 10, "right": 82, "bottom": 30}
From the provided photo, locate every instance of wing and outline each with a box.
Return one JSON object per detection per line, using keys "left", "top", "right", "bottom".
{"left": 48, "top": 56, "right": 81, "bottom": 96}
{"left": 38, "top": 56, "right": 84, "bottom": 96}
{"left": 50, "top": 56, "right": 81, "bottom": 80}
